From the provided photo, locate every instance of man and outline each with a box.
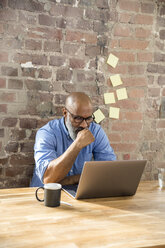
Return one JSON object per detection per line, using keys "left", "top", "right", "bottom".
{"left": 30, "top": 92, "right": 116, "bottom": 187}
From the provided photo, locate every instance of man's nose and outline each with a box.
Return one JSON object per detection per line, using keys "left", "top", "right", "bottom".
{"left": 79, "top": 119, "right": 88, "bottom": 128}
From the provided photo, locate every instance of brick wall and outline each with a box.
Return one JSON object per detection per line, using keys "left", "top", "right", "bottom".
{"left": 0, "top": 0, "right": 165, "bottom": 188}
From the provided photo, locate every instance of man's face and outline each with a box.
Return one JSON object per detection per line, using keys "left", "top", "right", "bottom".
{"left": 65, "top": 114, "right": 84, "bottom": 140}
{"left": 65, "top": 106, "right": 93, "bottom": 140}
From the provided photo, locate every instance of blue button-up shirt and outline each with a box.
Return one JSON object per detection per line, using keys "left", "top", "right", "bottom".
{"left": 30, "top": 117, "right": 116, "bottom": 187}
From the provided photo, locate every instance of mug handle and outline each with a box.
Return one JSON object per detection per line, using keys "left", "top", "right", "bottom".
{"left": 35, "top": 187, "right": 44, "bottom": 202}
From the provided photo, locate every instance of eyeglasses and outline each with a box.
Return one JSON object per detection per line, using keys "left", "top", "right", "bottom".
{"left": 66, "top": 108, "right": 95, "bottom": 124}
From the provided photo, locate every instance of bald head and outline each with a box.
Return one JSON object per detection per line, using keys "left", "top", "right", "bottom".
{"left": 65, "top": 92, "right": 93, "bottom": 115}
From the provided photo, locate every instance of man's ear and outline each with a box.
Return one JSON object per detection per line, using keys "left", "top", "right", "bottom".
{"left": 62, "top": 107, "right": 67, "bottom": 117}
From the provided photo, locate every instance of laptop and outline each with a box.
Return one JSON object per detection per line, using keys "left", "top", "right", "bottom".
{"left": 62, "top": 160, "right": 147, "bottom": 200}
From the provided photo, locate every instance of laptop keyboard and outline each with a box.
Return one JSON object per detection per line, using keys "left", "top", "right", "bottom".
{"left": 62, "top": 184, "right": 78, "bottom": 197}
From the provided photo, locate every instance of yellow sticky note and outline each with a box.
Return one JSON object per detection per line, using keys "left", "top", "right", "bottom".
{"left": 116, "top": 88, "right": 128, "bottom": 100}
{"left": 104, "top": 93, "right": 115, "bottom": 104}
{"left": 109, "top": 107, "right": 120, "bottom": 119}
{"left": 93, "top": 109, "right": 105, "bottom": 123}
{"left": 110, "top": 74, "right": 123, "bottom": 87}
{"left": 107, "top": 53, "right": 119, "bottom": 68}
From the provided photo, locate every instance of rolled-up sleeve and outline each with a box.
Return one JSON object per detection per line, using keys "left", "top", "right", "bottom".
{"left": 34, "top": 128, "right": 58, "bottom": 183}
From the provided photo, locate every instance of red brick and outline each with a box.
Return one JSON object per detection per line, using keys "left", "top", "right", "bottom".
{"left": 38, "top": 69, "right": 52, "bottom": 79}
{"left": 148, "top": 88, "right": 160, "bottom": 97}
{"left": 20, "top": 118, "right": 37, "bottom": 129}
{"left": 110, "top": 40, "right": 118, "bottom": 49}
{"left": 112, "top": 122, "right": 142, "bottom": 132}
{"left": 69, "top": 58, "right": 85, "bottom": 69}
{"left": 141, "top": 3, "right": 155, "bottom": 14}
{"left": 137, "top": 53, "right": 153, "bottom": 62}
{"left": 0, "top": 78, "right": 6, "bottom": 88}
{"left": 108, "top": 65, "right": 127, "bottom": 74}
{"left": 18, "top": 11, "right": 37, "bottom": 25}
{"left": 3, "top": 38, "right": 23, "bottom": 50}
{"left": 56, "top": 17, "right": 66, "bottom": 29}
{"left": 50, "top": 5, "right": 83, "bottom": 18}
{"left": 108, "top": 133, "right": 121, "bottom": 142}
{"left": 93, "top": 21, "right": 108, "bottom": 33}
{"left": 85, "top": 46, "right": 101, "bottom": 57}
{"left": 135, "top": 28, "right": 151, "bottom": 38}
{"left": 49, "top": 56, "right": 66, "bottom": 67}
{"left": 20, "top": 142, "right": 34, "bottom": 152}
{"left": 66, "top": 30, "right": 97, "bottom": 44}
{"left": 0, "top": 104, "right": 7, "bottom": 113}
{"left": 2, "top": 118, "right": 17, "bottom": 127}
{"left": 44, "top": 41, "right": 61, "bottom": 52}
{"left": 85, "top": 9, "right": 110, "bottom": 22}
{"left": 8, "top": 0, "right": 43, "bottom": 12}
{"left": 10, "top": 154, "right": 34, "bottom": 166}
{"left": 154, "top": 53, "right": 165, "bottom": 62}
{"left": 119, "top": 13, "right": 132, "bottom": 23}
{"left": 0, "top": 23, "right": 4, "bottom": 33}
{"left": 133, "top": 14, "right": 154, "bottom": 25}
{"left": 21, "top": 68, "right": 35, "bottom": 78}
{"left": 1, "top": 66, "right": 18, "bottom": 77}
{"left": 8, "top": 79, "right": 23, "bottom": 89}
{"left": 0, "top": 52, "right": 8, "bottom": 62}
{"left": 56, "top": 69, "right": 72, "bottom": 81}
{"left": 114, "top": 25, "right": 130, "bottom": 37}
{"left": 96, "top": 0, "right": 109, "bottom": 9}
{"left": 5, "top": 167, "right": 25, "bottom": 177}
{"left": 120, "top": 39, "right": 149, "bottom": 50}
{"left": 114, "top": 52, "right": 135, "bottom": 62}
{"left": 0, "top": 93, "right": 16, "bottom": 102}
{"left": 77, "top": 71, "right": 95, "bottom": 83}
{"left": 28, "top": 27, "right": 62, "bottom": 40}
{"left": 25, "top": 80, "right": 51, "bottom": 91}
{"left": 112, "top": 143, "right": 137, "bottom": 152}
{"left": 122, "top": 132, "right": 140, "bottom": 141}
{"left": 162, "top": 88, "right": 165, "bottom": 96}
{"left": 37, "top": 119, "right": 49, "bottom": 128}
{"left": 128, "top": 65, "right": 145, "bottom": 75}
{"left": 14, "top": 53, "right": 47, "bottom": 66}
{"left": 122, "top": 77, "right": 147, "bottom": 87}
{"left": 10, "top": 129, "right": 26, "bottom": 141}
{"left": 25, "top": 40, "right": 42, "bottom": 51}
{"left": 39, "top": 92, "right": 53, "bottom": 102}
{"left": 119, "top": 0, "right": 140, "bottom": 12}
{"left": 0, "top": 129, "right": 4, "bottom": 137}
{"left": 129, "top": 88, "right": 145, "bottom": 98}
{"left": 5, "top": 142, "right": 19, "bottom": 153}
{"left": 0, "top": 8, "right": 17, "bottom": 21}
{"left": 115, "top": 99, "right": 139, "bottom": 110}
{"left": 38, "top": 14, "right": 55, "bottom": 26}
{"left": 63, "top": 43, "right": 85, "bottom": 56}
{"left": 124, "top": 112, "right": 143, "bottom": 121}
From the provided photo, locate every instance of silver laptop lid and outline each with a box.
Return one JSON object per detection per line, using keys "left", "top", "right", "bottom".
{"left": 75, "top": 160, "right": 147, "bottom": 199}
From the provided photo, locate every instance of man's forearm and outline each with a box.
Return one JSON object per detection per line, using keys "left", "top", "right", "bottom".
{"left": 43, "top": 140, "right": 81, "bottom": 184}
{"left": 59, "top": 174, "right": 80, "bottom": 185}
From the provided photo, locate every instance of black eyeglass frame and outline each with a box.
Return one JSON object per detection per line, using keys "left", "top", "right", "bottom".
{"left": 65, "top": 108, "right": 95, "bottom": 124}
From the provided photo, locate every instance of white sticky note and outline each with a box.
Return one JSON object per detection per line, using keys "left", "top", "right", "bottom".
{"left": 93, "top": 109, "right": 105, "bottom": 123}
{"left": 104, "top": 93, "right": 115, "bottom": 104}
{"left": 107, "top": 53, "right": 119, "bottom": 68}
{"left": 116, "top": 88, "right": 128, "bottom": 100}
{"left": 110, "top": 74, "right": 123, "bottom": 87}
{"left": 109, "top": 107, "right": 120, "bottom": 119}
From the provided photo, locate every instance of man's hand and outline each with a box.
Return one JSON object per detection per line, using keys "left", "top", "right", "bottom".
{"left": 75, "top": 129, "right": 95, "bottom": 149}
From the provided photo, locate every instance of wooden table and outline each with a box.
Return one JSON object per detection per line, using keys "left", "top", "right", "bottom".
{"left": 0, "top": 181, "right": 165, "bottom": 248}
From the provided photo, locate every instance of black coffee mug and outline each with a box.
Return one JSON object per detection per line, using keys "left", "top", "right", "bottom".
{"left": 35, "top": 183, "right": 62, "bottom": 207}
